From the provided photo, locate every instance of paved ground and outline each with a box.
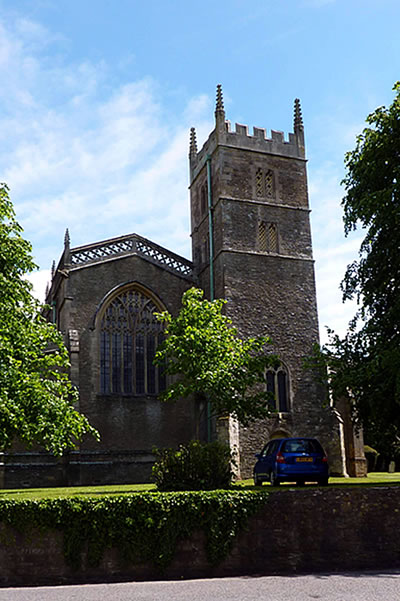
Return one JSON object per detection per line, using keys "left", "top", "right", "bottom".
{"left": 1, "top": 571, "right": 400, "bottom": 601}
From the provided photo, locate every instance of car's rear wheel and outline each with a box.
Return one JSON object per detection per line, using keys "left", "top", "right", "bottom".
{"left": 296, "top": 480, "right": 305, "bottom": 486}
{"left": 318, "top": 477, "right": 329, "bottom": 486}
{"left": 253, "top": 471, "right": 262, "bottom": 486}
{"left": 270, "top": 471, "right": 280, "bottom": 486}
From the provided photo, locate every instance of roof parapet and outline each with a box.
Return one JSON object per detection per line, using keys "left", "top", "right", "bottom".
{"left": 190, "top": 88, "right": 306, "bottom": 181}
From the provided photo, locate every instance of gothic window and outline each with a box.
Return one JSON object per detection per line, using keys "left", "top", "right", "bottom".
{"left": 268, "top": 223, "right": 278, "bottom": 253}
{"left": 258, "top": 221, "right": 279, "bottom": 253}
{"left": 99, "top": 287, "right": 166, "bottom": 395}
{"left": 255, "top": 168, "right": 275, "bottom": 199}
{"left": 258, "top": 221, "right": 267, "bottom": 252}
{"left": 266, "top": 366, "right": 289, "bottom": 413}
{"left": 256, "top": 168, "right": 263, "bottom": 198}
{"left": 265, "top": 169, "right": 274, "bottom": 199}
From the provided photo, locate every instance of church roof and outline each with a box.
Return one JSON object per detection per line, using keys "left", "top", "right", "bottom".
{"left": 67, "top": 232, "right": 194, "bottom": 279}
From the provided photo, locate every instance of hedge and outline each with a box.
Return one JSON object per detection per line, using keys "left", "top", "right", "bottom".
{"left": 0, "top": 490, "right": 269, "bottom": 570}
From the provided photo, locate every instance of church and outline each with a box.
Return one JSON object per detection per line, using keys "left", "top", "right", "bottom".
{"left": 3, "top": 86, "right": 366, "bottom": 488}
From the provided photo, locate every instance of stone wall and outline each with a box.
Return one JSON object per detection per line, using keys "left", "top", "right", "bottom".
{"left": 0, "top": 486, "right": 399, "bottom": 586}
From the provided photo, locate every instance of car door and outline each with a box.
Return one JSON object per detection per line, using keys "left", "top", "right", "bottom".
{"left": 255, "top": 441, "right": 273, "bottom": 477}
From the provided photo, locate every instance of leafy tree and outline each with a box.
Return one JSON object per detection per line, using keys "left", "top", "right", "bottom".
{"left": 0, "top": 183, "right": 99, "bottom": 455}
{"left": 154, "top": 287, "right": 279, "bottom": 426}
{"left": 315, "top": 83, "right": 400, "bottom": 457}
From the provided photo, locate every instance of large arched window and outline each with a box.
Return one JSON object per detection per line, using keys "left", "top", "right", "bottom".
{"left": 99, "top": 286, "right": 166, "bottom": 395}
{"left": 266, "top": 366, "right": 290, "bottom": 413}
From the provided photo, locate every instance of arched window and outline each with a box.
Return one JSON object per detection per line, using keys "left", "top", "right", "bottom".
{"left": 268, "top": 223, "right": 278, "bottom": 253}
{"left": 258, "top": 221, "right": 279, "bottom": 253}
{"left": 266, "top": 366, "right": 290, "bottom": 413}
{"left": 99, "top": 287, "right": 166, "bottom": 395}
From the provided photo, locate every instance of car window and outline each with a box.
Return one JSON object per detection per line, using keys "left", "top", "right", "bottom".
{"left": 269, "top": 440, "right": 280, "bottom": 455}
{"left": 261, "top": 442, "right": 272, "bottom": 457}
{"left": 282, "top": 439, "right": 323, "bottom": 454}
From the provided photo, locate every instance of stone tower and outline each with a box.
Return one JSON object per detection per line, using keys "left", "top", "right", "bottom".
{"left": 189, "top": 85, "right": 344, "bottom": 477}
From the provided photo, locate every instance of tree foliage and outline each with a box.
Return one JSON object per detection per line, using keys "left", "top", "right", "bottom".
{"left": 154, "top": 287, "right": 279, "bottom": 426}
{"left": 0, "top": 184, "right": 99, "bottom": 455}
{"left": 316, "top": 83, "right": 400, "bottom": 456}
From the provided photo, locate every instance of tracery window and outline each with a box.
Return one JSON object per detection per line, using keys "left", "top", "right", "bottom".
{"left": 100, "top": 287, "right": 166, "bottom": 395}
{"left": 268, "top": 223, "right": 278, "bottom": 253}
{"left": 258, "top": 221, "right": 267, "bottom": 251}
{"left": 258, "top": 221, "right": 279, "bottom": 253}
{"left": 266, "top": 366, "right": 289, "bottom": 413}
{"left": 255, "top": 168, "right": 275, "bottom": 199}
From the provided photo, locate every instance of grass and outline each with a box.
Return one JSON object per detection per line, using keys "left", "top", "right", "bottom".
{"left": 0, "top": 482, "right": 156, "bottom": 500}
{"left": 0, "top": 473, "right": 399, "bottom": 500}
{"left": 236, "top": 472, "right": 400, "bottom": 489}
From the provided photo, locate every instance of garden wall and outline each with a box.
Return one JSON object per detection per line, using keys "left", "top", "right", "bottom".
{"left": 1, "top": 486, "right": 399, "bottom": 586}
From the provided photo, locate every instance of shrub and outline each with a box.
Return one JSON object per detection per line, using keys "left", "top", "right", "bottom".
{"left": 364, "top": 445, "right": 379, "bottom": 472}
{"left": 152, "top": 440, "right": 234, "bottom": 491}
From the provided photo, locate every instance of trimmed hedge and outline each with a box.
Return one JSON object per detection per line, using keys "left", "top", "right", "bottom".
{"left": 152, "top": 440, "right": 233, "bottom": 491}
{"left": 0, "top": 490, "right": 269, "bottom": 570}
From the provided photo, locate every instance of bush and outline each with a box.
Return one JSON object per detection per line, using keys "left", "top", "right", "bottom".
{"left": 364, "top": 445, "right": 379, "bottom": 472}
{"left": 152, "top": 440, "right": 234, "bottom": 491}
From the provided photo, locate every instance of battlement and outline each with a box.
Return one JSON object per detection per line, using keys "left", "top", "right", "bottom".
{"left": 189, "top": 85, "right": 305, "bottom": 180}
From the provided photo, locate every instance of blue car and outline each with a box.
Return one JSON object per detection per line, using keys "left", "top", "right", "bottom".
{"left": 253, "top": 437, "right": 329, "bottom": 486}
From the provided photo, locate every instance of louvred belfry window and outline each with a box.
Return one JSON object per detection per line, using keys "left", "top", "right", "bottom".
{"left": 100, "top": 288, "right": 166, "bottom": 395}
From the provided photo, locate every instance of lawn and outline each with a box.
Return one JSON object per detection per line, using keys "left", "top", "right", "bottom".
{"left": 236, "top": 472, "right": 400, "bottom": 488}
{"left": 0, "top": 472, "right": 399, "bottom": 500}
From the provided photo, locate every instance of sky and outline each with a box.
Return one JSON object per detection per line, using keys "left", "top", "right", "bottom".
{"left": 1, "top": 0, "right": 399, "bottom": 344}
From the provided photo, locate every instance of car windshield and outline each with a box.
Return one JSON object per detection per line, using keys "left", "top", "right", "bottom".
{"left": 281, "top": 439, "right": 323, "bottom": 454}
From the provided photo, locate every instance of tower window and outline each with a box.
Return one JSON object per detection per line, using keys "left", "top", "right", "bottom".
{"left": 100, "top": 287, "right": 165, "bottom": 395}
{"left": 255, "top": 168, "right": 275, "bottom": 199}
{"left": 266, "top": 366, "right": 289, "bottom": 413}
{"left": 258, "top": 221, "right": 279, "bottom": 253}
{"left": 268, "top": 223, "right": 278, "bottom": 253}
{"left": 256, "top": 168, "right": 263, "bottom": 198}
{"left": 265, "top": 170, "right": 274, "bottom": 198}
{"left": 258, "top": 221, "right": 267, "bottom": 251}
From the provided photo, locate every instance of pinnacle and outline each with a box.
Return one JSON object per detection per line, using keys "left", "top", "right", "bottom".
{"left": 64, "top": 228, "right": 70, "bottom": 248}
{"left": 294, "top": 98, "right": 304, "bottom": 132}
{"left": 189, "top": 127, "right": 198, "bottom": 156}
{"left": 216, "top": 84, "right": 224, "bottom": 112}
{"left": 51, "top": 260, "right": 56, "bottom": 279}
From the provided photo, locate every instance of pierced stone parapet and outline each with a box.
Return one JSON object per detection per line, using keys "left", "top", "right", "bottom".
{"left": 69, "top": 233, "right": 194, "bottom": 278}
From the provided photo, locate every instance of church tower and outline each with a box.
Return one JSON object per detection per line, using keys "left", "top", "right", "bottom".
{"left": 189, "top": 85, "right": 344, "bottom": 477}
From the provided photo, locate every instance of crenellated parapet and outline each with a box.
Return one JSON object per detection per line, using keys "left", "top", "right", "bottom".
{"left": 190, "top": 85, "right": 306, "bottom": 181}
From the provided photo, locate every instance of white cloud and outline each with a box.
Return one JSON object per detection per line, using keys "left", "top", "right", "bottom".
{"left": 0, "top": 15, "right": 213, "bottom": 273}
{"left": 26, "top": 269, "right": 51, "bottom": 303}
{"left": 309, "top": 160, "right": 363, "bottom": 344}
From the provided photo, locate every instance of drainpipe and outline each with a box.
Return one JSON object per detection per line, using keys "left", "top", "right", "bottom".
{"left": 206, "top": 154, "right": 214, "bottom": 442}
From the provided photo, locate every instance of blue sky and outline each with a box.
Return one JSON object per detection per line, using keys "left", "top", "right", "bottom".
{"left": 1, "top": 0, "right": 399, "bottom": 343}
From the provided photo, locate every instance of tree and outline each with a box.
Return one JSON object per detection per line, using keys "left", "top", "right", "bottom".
{"left": 0, "top": 183, "right": 99, "bottom": 455}
{"left": 315, "top": 83, "right": 400, "bottom": 457}
{"left": 154, "top": 287, "right": 279, "bottom": 426}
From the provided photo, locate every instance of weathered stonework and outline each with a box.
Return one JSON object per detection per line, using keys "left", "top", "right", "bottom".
{"left": 3, "top": 85, "right": 352, "bottom": 487}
